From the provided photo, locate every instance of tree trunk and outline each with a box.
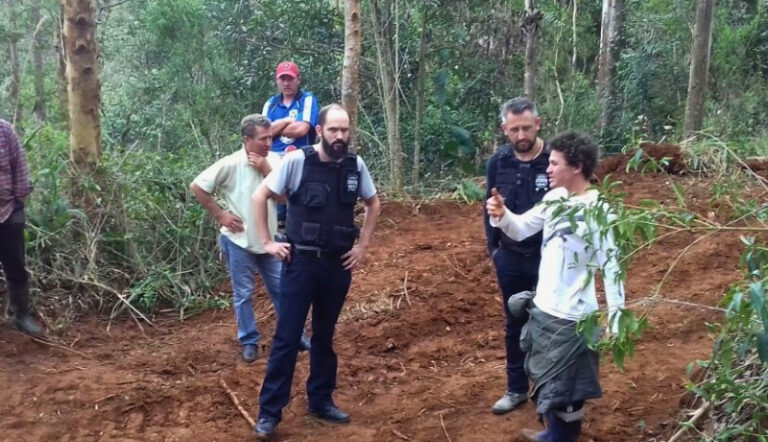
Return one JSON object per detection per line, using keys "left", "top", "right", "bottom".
{"left": 522, "top": 0, "right": 542, "bottom": 99}
{"left": 32, "top": 4, "right": 48, "bottom": 123}
{"left": 412, "top": 11, "right": 429, "bottom": 186}
{"left": 684, "top": 0, "right": 716, "bottom": 138}
{"left": 597, "top": 0, "right": 622, "bottom": 136}
{"left": 62, "top": 0, "right": 102, "bottom": 170}
{"left": 56, "top": 5, "right": 69, "bottom": 127}
{"left": 341, "top": 0, "right": 361, "bottom": 150}
{"left": 370, "top": 0, "right": 403, "bottom": 194}
{"left": 571, "top": 0, "right": 578, "bottom": 73}
{"left": 9, "top": 0, "right": 23, "bottom": 128}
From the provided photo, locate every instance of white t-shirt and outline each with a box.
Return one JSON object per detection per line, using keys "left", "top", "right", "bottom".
{"left": 490, "top": 187, "right": 625, "bottom": 330}
{"left": 193, "top": 148, "right": 279, "bottom": 254}
{"left": 263, "top": 145, "right": 377, "bottom": 200}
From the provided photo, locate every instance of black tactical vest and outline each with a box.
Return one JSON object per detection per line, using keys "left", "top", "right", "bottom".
{"left": 286, "top": 147, "right": 361, "bottom": 251}
{"left": 495, "top": 144, "right": 550, "bottom": 255}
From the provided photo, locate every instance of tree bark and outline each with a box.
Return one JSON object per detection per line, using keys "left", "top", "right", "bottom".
{"left": 56, "top": 5, "right": 69, "bottom": 128}
{"left": 370, "top": 0, "right": 403, "bottom": 194}
{"left": 597, "top": 0, "right": 622, "bottom": 136}
{"left": 571, "top": 0, "right": 578, "bottom": 73}
{"left": 32, "top": 3, "right": 48, "bottom": 123}
{"left": 62, "top": 0, "right": 102, "bottom": 171}
{"left": 684, "top": 0, "right": 716, "bottom": 138}
{"left": 341, "top": 0, "right": 361, "bottom": 150}
{"left": 523, "top": 0, "right": 542, "bottom": 99}
{"left": 9, "top": 0, "right": 23, "bottom": 128}
{"left": 412, "top": 11, "right": 429, "bottom": 186}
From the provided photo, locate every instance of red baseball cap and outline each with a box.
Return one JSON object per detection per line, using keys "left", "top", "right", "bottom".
{"left": 275, "top": 61, "right": 299, "bottom": 79}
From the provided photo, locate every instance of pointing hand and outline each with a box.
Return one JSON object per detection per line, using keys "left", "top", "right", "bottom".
{"left": 486, "top": 187, "right": 506, "bottom": 219}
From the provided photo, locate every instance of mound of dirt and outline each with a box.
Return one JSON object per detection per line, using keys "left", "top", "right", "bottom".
{"left": 596, "top": 143, "right": 686, "bottom": 179}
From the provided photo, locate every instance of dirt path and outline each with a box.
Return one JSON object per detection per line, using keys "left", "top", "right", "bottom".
{"left": 0, "top": 173, "right": 743, "bottom": 441}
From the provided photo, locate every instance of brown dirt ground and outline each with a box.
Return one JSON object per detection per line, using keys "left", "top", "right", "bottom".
{"left": 0, "top": 166, "right": 750, "bottom": 442}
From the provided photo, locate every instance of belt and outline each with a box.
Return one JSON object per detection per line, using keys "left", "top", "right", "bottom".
{"left": 293, "top": 248, "right": 345, "bottom": 259}
{"left": 499, "top": 242, "right": 538, "bottom": 257}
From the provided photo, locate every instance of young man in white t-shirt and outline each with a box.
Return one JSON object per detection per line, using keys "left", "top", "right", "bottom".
{"left": 190, "top": 114, "right": 308, "bottom": 363}
{"left": 487, "top": 132, "right": 625, "bottom": 442}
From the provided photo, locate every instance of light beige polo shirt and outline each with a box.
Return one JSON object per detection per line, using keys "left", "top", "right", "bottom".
{"left": 193, "top": 148, "right": 279, "bottom": 254}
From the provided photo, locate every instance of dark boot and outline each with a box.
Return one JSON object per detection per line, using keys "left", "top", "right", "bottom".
{"left": 8, "top": 282, "right": 45, "bottom": 337}
{"left": 545, "top": 410, "right": 582, "bottom": 442}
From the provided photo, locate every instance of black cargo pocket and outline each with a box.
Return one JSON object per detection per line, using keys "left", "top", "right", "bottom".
{"left": 301, "top": 222, "right": 322, "bottom": 243}
{"left": 329, "top": 225, "right": 359, "bottom": 250}
{"left": 300, "top": 183, "right": 329, "bottom": 208}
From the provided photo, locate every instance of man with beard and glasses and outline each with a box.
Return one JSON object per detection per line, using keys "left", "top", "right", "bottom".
{"left": 250, "top": 104, "right": 380, "bottom": 440}
{"left": 483, "top": 97, "right": 550, "bottom": 415}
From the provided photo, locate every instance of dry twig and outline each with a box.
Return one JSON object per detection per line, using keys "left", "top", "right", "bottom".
{"left": 667, "top": 401, "right": 711, "bottom": 442}
{"left": 219, "top": 377, "right": 255, "bottom": 428}
{"left": 392, "top": 428, "right": 411, "bottom": 440}
{"left": 439, "top": 411, "right": 452, "bottom": 442}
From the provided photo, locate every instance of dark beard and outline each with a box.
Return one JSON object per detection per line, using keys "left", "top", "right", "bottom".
{"left": 321, "top": 137, "right": 349, "bottom": 160}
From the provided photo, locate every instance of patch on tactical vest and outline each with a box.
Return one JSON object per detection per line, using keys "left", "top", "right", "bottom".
{"left": 346, "top": 173, "right": 359, "bottom": 193}
{"left": 535, "top": 173, "right": 549, "bottom": 191}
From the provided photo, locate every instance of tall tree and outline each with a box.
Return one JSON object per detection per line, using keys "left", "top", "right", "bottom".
{"left": 56, "top": 4, "right": 69, "bottom": 127}
{"left": 597, "top": 0, "right": 622, "bottom": 136}
{"left": 412, "top": 10, "right": 430, "bottom": 186}
{"left": 32, "top": 2, "right": 48, "bottom": 123}
{"left": 8, "top": 0, "right": 23, "bottom": 127}
{"left": 522, "top": 0, "right": 542, "bottom": 99}
{"left": 62, "top": 0, "right": 101, "bottom": 170}
{"left": 684, "top": 0, "right": 716, "bottom": 138}
{"left": 370, "top": 0, "right": 403, "bottom": 193}
{"left": 341, "top": 0, "right": 361, "bottom": 149}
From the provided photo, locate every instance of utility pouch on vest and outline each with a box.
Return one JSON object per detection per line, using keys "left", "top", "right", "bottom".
{"left": 299, "top": 183, "right": 329, "bottom": 207}
{"left": 300, "top": 222, "right": 323, "bottom": 244}
{"left": 328, "top": 225, "right": 359, "bottom": 250}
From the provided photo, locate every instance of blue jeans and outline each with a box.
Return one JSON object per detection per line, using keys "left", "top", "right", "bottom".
{"left": 492, "top": 246, "right": 540, "bottom": 394}
{"left": 219, "top": 235, "right": 283, "bottom": 346}
{"left": 258, "top": 252, "right": 351, "bottom": 422}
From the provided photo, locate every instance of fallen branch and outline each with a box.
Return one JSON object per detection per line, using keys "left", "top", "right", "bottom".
{"left": 667, "top": 401, "right": 710, "bottom": 442}
{"left": 219, "top": 377, "right": 255, "bottom": 428}
{"left": 438, "top": 253, "right": 469, "bottom": 279}
{"left": 20, "top": 333, "right": 91, "bottom": 358}
{"left": 391, "top": 428, "right": 411, "bottom": 440}
{"left": 403, "top": 271, "right": 412, "bottom": 307}
{"left": 439, "top": 411, "right": 452, "bottom": 442}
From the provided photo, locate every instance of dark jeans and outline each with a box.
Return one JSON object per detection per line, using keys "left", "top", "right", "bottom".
{"left": 258, "top": 252, "right": 351, "bottom": 422}
{"left": 492, "top": 246, "right": 539, "bottom": 394}
{"left": 0, "top": 210, "right": 30, "bottom": 315}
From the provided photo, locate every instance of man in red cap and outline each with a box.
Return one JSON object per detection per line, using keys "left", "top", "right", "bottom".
{"left": 262, "top": 61, "right": 320, "bottom": 229}
{"left": 262, "top": 61, "right": 319, "bottom": 155}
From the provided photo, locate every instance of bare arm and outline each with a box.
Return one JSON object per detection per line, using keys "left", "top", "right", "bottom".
{"left": 342, "top": 194, "right": 381, "bottom": 270}
{"left": 269, "top": 117, "right": 295, "bottom": 138}
{"left": 252, "top": 184, "right": 291, "bottom": 260}
{"left": 280, "top": 121, "right": 311, "bottom": 139}
{"left": 190, "top": 182, "right": 243, "bottom": 232}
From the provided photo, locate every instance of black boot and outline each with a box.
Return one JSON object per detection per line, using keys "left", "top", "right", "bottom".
{"left": 7, "top": 282, "right": 45, "bottom": 337}
{"left": 545, "top": 410, "right": 582, "bottom": 442}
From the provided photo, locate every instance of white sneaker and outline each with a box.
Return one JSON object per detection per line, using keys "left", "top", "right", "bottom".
{"left": 492, "top": 392, "right": 528, "bottom": 415}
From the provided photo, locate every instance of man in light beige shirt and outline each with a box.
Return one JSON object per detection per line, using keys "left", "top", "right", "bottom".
{"left": 190, "top": 114, "right": 309, "bottom": 363}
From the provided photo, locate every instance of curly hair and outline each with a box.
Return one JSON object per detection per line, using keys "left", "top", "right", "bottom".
{"left": 548, "top": 131, "right": 600, "bottom": 179}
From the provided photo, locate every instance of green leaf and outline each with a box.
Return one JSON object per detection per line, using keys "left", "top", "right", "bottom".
{"left": 757, "top": 333, "right": 768, "bottom": 363}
